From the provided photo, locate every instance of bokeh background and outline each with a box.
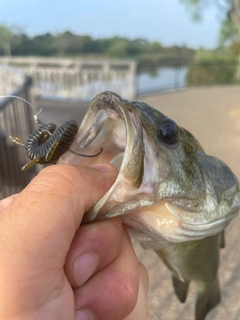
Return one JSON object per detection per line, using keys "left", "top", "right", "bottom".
{"left": 1, "top": 1, "right": 240, "bottom": 319}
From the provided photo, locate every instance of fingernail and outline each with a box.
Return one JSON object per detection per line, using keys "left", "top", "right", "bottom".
{"left": 74, "top": 253, "right": 99, "bottom": 287}
{"left": 75, "top": 309, "right": 95, "bottom": 320}
{"left": 90, "top": 163, "right": 114, "bottom": 173}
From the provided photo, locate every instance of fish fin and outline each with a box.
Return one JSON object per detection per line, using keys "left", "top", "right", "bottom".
{"left": 172, "top": 275, "right": 189, "bottom": 303}
{"left": 219, "top": 231, "right": 225, "bottom": 248}
{"left": 195, "top": 278, "right": 220, "bottom": 320}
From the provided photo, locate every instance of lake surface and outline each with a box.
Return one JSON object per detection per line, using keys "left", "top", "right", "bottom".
{"left": 137, "top": 66, "right": 188, "bottom": 96}
{"left": 38, "top": 66, "right": 189, "bottom": 101}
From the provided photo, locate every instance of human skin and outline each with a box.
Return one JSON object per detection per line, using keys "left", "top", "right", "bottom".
{"left": 0, "top": 164, "right": 149, "bottom": 320}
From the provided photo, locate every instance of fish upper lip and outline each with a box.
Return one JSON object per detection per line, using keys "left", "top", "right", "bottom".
{"left": 68, "top": 91, "right": 145, "bottom": 222}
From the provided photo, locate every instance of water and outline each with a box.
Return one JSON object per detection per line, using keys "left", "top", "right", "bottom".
{"left": 137, "top": 66, "right": 188, "bottom": 96}
{"left": 39, "top": 73, "right": 135, "bottom": 101}
{"left": 36, "top": 66, "right": 189, "bottom": 101}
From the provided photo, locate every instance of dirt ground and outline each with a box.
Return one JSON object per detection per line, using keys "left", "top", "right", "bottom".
{"left": 37, "top": 86, "right": 240, "bottom": 320}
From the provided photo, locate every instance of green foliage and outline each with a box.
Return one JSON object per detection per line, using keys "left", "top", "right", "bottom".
{"left": 219, "top": 16, "right": 239, "bottom": 45}
{"left": 0, "top": 25, "right": 196, "bottom": 63}
{"left": 144, "top": 41, "right": 163, "bottom": 54}
{"left": 105, "top": 37, "right": 129, "bottom": 57}
{"left": 180, "top": 1, "right": 240, "bottom": 46}
{"left": 30, "top": 33, "right": 57, "bottom": 56}
{"left": 0, "top": 24, "right": 13, "bottom": 42}
{"left": 194, "top": 48, "right": 235, "bottom": 60}
{"left": 186, "top": 48, "right": 238, "bottom": 85}
{"left": 180, "top": 0, "right": 209, "bottom": 21}
{"left": 11, "top": 33, "right": 31, "bottom": 55}
{"left": 229, "top": 41, "right": 240, "bottom": 56}
{"left": 187, "top": 61, "right": 237, "bottom": 85}
{"left": 0, "top": 24, "right": 14, "bottom": 55}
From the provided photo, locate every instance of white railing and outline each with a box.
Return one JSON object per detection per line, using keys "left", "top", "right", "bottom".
{"left": 0, "top": 57, "right": 137, "bottom": 100}
{"left": 0, "top": 64, "right": 26, "bottom": 96}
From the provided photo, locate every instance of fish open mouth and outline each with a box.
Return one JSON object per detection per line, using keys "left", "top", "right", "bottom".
{"left": 59, "top": 91, "right": 240, "bottom": 243}
{"left": 59, "top": 91, "right": 149, "bottom": 221}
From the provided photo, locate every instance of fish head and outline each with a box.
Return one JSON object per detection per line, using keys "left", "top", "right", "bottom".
{"left": 59, "top": 91, "right": 240, "bottom": 242}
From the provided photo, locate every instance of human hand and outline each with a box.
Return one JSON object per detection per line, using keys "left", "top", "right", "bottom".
{"left": 0, "top": 164, "right": 149, "bottom": 320}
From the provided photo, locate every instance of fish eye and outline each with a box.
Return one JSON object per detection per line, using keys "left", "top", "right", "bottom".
{"left": 159, "top": 118, "right": 179, "bottom": 145}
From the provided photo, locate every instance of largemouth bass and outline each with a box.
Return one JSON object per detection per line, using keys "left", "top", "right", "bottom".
{"left": 19, "top": 91, "right": 240, "bottom": 320}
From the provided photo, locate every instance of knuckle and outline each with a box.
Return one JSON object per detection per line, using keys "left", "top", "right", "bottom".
{"left": 120, "top": 275, "right": 139, "bottom": 313}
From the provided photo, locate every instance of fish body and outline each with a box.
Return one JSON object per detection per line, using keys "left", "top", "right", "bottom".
{"left": 154, "top": 234, "right": 220, "bottom": 320}
{"left": 58, "top": 91, "right": 240, "bottom": 320}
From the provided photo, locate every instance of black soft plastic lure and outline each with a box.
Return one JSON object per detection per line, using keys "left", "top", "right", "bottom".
{"left": 6, "top": 96, "right": 102, "bottom": 170}
{"left": 11, "top": 118, "right": 103, "bottom": 170}
{"left": 11, "top": 120, "right": 80, "bottom": 170}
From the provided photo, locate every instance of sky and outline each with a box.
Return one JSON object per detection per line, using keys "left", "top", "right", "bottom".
{"left": 0, "top": 0, "right": 222, "bottom": 49}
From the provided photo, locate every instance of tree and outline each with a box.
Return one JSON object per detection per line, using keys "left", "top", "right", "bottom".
{"left": 180, "top": 0, "right": 240, "bottom": 42}
{"left": 219, "top": 14, "right": 238, "bottom": 45}
{"left": 0, "top": 24, "right": 13, "bottom": 56}
{"left": 105, "top": 37, "right": 129, "bottom": 57}
{"left": 180, "top": 0, "right": 240, "bottom": 77}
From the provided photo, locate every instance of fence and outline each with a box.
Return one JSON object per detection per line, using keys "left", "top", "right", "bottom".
{"left": 0, "top": 64, "right": 26, "bottom": 96}
{"left": 136, "top": 63, "right": 187, "bottom": 96}
{"left": 136, "top": 61, "right": 240, "bottom": 97}
{"left": 0, "top": 76, "right": 37, "bottom": 199}
{"left": 0, "top": 57, "right": 137, "bottom": 100}
{"left": 0, "top": 58, "right": 239, "bottom": 104}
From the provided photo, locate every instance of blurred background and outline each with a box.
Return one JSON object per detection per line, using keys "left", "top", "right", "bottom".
{"left": 1, "top": 1, "right": 240, "bottom": 319}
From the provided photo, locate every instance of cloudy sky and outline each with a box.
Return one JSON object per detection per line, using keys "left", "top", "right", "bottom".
{"left": 0, "top": 0, "right": 221, "bottom": 48}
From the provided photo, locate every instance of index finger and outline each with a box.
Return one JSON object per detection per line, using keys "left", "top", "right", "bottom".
{"left": 0, "top": 163, "right": 118, "bottom": 256}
